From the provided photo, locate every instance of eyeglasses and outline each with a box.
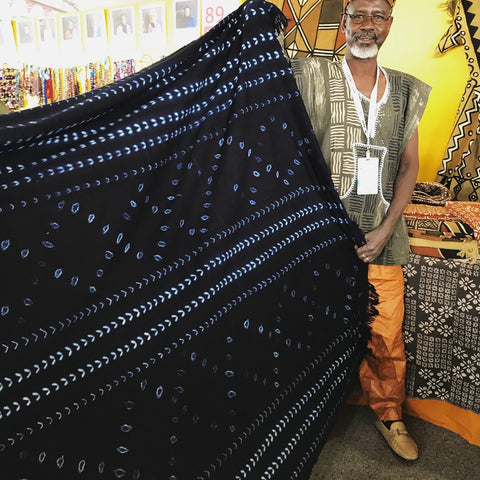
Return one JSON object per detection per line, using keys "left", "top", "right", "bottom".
{"left": 344, "top": 13, "right": 391, "bottom": 25}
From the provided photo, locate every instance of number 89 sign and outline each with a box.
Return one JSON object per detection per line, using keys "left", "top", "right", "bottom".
{"left": 202, "top": 0, "right": 240, "bottom": 34}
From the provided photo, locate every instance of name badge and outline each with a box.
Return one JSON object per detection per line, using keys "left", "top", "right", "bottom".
{"left": 357, "top": 156, "right": 379, "bottom": 195}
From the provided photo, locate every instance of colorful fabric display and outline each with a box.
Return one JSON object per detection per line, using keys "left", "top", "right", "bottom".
{"left": 407, "top": 233, "right": 478, "bottom": 263}
{"left": 403, "top": 203, "right": 461, "bottom": 221}
{"left": 446, "top": 201, "right": 480, "bottom": 248}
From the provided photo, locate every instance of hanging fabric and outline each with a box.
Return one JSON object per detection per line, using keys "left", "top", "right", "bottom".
{"left": 0, "top": 1, "right": 370, "bottom": 478}
{"left": 275, "top": 0, "right": 346, "bottom": 59}
{"left": 435, "top": 0, "right": 480, "bottom": 201}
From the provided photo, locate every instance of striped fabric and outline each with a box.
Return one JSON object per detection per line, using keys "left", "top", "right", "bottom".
{"left": 408, "top": 233, "right": 478, "bottom": 263}
{"left": 405, "top": 218, "right": 475, "bottom": 239}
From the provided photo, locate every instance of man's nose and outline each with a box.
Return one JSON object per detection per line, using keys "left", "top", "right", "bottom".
{"left": 361, "top": 16, "right": 376, "bottom": 28}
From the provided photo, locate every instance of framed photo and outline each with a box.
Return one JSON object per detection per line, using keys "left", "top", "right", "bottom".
{"left": 175, "top": 0, "right": 198, "bottom": 29}
{"left": 0, "top": 18, "right": 15, "bottom": 50}
{"left": 36, "top": 17, "right": 59, "bottom": 54}
{"left": 83, "top": 10, "right": 107, "bottom": 54}
{"left": 173, "top": 0, "right": 199, "bottom": 48}
{"left": 60, "top": 14, "right": 82, "bottom": 56}
{"left": 61, "top": 14, "right": 80, "bottom": 42}
{"left": 16, "top": 19, "right": 35, "bottom": 46}
{"left": 109, "top": 6, "right": 136, "bottom": 52}
{"left": 140, "top": 2, "right": 167, "bottom": 50}
{"left": 14, "top": 18, "right": 37, "bottom": 61}
{"left": 84, "top": 10, "right": 106, "bottom": 40}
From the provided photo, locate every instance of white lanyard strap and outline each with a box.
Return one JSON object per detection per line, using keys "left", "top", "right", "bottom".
{"left": 342, "top": 58, "right": 381, "bottom": 145}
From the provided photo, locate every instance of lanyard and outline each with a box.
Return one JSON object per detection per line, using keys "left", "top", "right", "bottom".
{"left": 342, "top": 58, "right": 382, "bottom": 148}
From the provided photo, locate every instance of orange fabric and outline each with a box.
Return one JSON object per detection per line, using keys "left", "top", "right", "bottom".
{"left": 347, "top": 263, "right": 480, "bottom": 442}
{"left": 358, "top": 264, "right": 406, "bottom": 421}
{"left": 404, "top": 398, "right": 480, "bottom": 447}
{"left": 446, "top": 201, "right": 480, "bottom": 247}
{"left": 403, "top": 203, "right": 460, "bottom": 221}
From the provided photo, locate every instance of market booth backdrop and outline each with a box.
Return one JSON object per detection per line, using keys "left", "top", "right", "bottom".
{"left": 270, "top": 0, "right": 469, "bottom": 184}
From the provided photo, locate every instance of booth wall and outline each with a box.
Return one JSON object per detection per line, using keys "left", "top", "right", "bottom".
{"left": 378, "top": 0, "right": 468, "bottom": 182}
{"left": 270, "top": 0, "right": 469, "bottom": 182}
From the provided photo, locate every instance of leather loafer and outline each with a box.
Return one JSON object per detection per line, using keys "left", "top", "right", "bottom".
{"left": 375, "top": 420, "right": 419, "bottom": 461}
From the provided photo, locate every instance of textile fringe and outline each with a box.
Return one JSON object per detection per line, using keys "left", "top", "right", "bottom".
{"left": 268, "top": 1, "right": 288, "bottom": 37}
{"left": 361, "top": 281, "right": 379, "bottom": 358}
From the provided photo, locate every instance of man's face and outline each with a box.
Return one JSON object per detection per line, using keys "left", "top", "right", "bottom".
{"left": 342, "top": 0, "right": 393, "bottom": 59}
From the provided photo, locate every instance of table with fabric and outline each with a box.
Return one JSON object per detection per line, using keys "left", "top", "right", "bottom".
{"left": 402, "top": 253, "right": 480, "bottom": 447}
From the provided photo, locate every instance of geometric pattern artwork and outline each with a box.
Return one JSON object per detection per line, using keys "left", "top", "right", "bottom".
{"left": 436, "top": 0, "right": 480, "bottom": 202}
{"left": 403, "top": 254, "right": 480, "bottom": 415}
{"left": 278, "top": 0, "right": 346, "bottom": 59}
{"left": 275, "top": 0, "right": 396, "bottom": 60}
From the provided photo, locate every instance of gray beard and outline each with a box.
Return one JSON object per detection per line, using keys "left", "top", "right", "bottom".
{"left": 350, "top": 42, "right": 379, "bottom": 59}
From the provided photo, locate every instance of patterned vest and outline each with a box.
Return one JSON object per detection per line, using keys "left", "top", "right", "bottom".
{"left": 292, "top": 57, "right": 431, "bottom": 265}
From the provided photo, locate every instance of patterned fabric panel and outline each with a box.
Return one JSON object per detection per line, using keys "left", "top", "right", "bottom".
{"left": 403, "top": 203, "right": 461, "bottom": 221}
{"left": 411, "top": 181, "right": 452, "bottom": 206}
{"left": 446, "top": 201, "right": 480, "bottom": 247}
{"left": 436, "top": 0, "right": 480, "bottom": 202}
{"left": 408, "top": 234, "right": 478, "bottom": 264}
{"left": 403, "top": 254, "right": 480, "bottom": 414}
{"left": 406, "top": 218, "right": 475, "bottom": 239}
{"left": 280, "top": 0, "right": 346, "bottom": 59}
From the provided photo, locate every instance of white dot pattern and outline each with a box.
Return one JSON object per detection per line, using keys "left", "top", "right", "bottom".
{"left": 0, "top": 0, "right": 370, "bottom": 478}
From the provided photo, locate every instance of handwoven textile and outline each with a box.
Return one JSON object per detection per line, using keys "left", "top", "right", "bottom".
{"left": 405, "top": 218, "right": 475, "bottom": 240}
{"left": 435, "top": 0, "right": 480, "bottom": 201}
{"left": 403, "top": 254, "right": 480, "bottom": 415}
{"left": 410, "top": 181, "right": 452, "bottom": 206}
{"left": 406, "top": 217, "right": 478, "bottom": 262}
{"left": 403, "top": 203, "right": 461, "bottom": 221}
{"left": 0, "top": 1, "right": 371, "bottom": 479}
{"left": 446, "top": 201, "right": 480, "bottom": 247}
{"left": 407, "top": 234, "right": 478, "bottom": 264}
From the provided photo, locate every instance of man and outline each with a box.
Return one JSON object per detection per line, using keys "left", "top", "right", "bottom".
{"left": 290, "top": 0, "right": 431, "bottom": 461}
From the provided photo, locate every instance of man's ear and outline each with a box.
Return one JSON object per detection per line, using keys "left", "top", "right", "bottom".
{"left": 340, "top": 13, "right": 347, "bottom": 32}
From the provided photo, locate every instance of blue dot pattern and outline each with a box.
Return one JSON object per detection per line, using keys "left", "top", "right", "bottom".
{"left": 0, "top": 1, "right": 370, "bottom": 478}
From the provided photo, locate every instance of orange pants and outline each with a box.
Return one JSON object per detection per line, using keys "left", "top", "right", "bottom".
{"left": 359, "top": 264, "right": 406, "bottom": 421}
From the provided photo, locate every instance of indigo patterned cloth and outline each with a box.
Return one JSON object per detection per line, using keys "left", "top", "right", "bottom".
{"left": 0, "top": 1, "right": 370, "bottom": 478}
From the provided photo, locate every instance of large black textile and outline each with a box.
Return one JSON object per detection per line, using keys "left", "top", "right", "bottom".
{"left": 0, "top": 1, "right": 369, "bottom": 478}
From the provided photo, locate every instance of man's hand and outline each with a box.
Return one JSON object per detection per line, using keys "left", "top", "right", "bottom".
{"left": 355, "top": 127, "right": 420, "bottom": 264}
{"left": 355, "top": 224, "right": 392, "bottom": 263}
